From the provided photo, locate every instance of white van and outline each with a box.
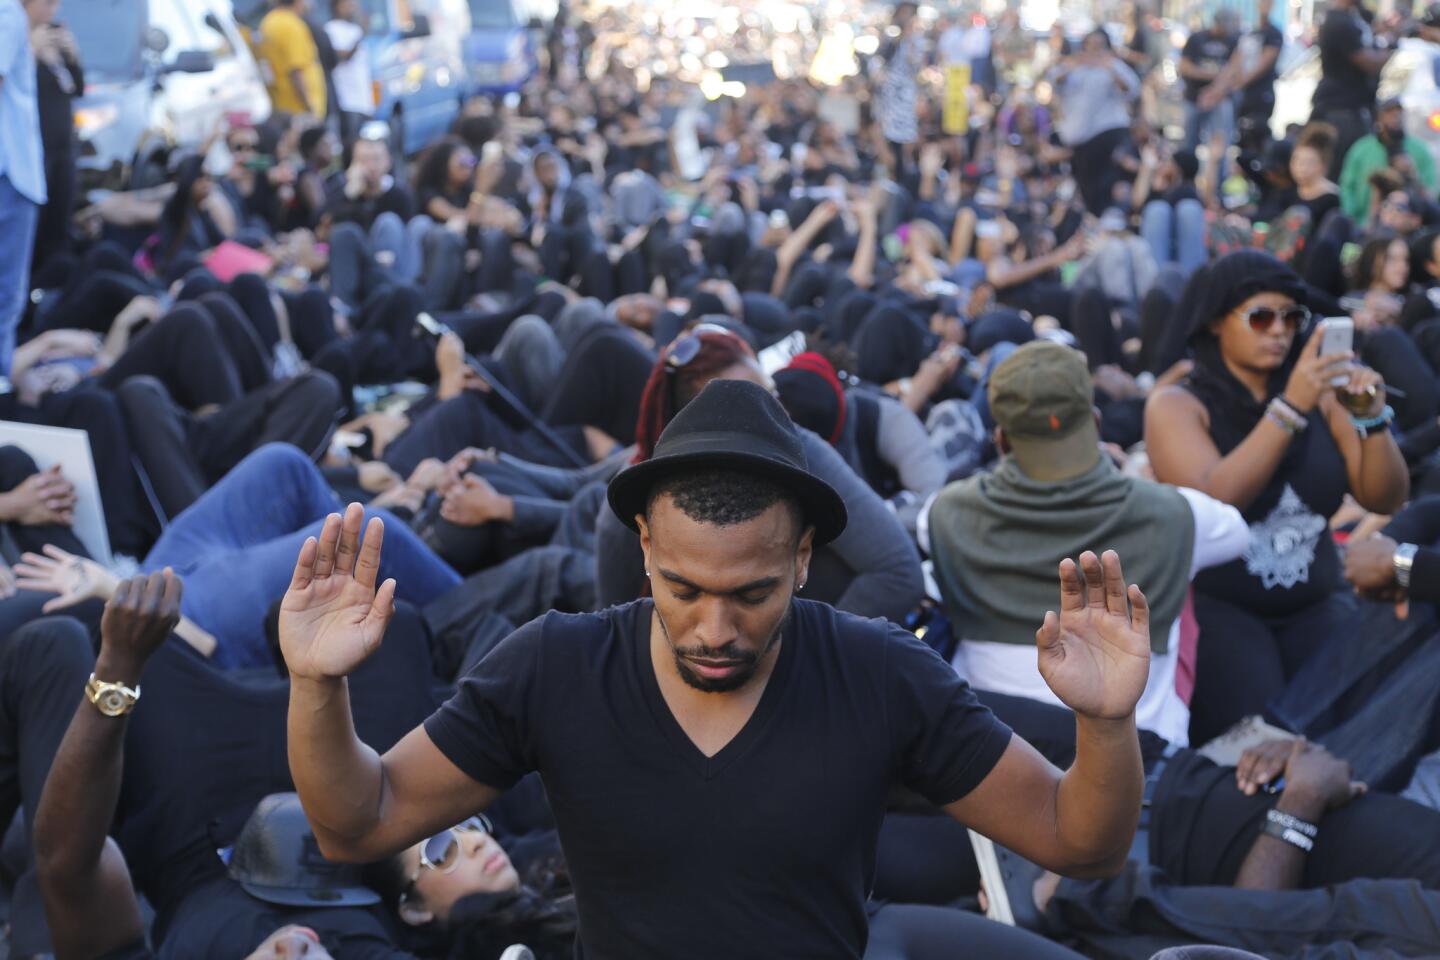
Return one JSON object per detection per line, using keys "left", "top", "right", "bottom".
{"left": 69, "top": 0, "right": 271, "bottom": 192}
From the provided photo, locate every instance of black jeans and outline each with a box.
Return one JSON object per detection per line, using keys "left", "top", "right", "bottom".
{"left": 115, "top": 372, "right": 341, "bottom": 521}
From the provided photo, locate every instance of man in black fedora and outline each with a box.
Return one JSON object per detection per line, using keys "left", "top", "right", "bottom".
{"left": 281, "top": 378, "right": 1154, "bottom": 958}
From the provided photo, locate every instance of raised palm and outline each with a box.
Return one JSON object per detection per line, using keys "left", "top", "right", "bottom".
{"left": 1036, "top": 551, "right": 1151, "bottom": 721}
{"left": 280, "top": 503, "right": 397, "bottom": 680}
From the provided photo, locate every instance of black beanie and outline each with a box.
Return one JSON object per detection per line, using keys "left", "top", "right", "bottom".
{"left": 968, "top": 309, "right": 1036, "bottom": 355}
{"left": 1184, "top": 249, "right": 1307, "bottom": 344}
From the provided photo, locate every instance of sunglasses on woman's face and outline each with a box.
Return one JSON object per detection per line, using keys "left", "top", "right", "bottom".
{"left": 666, "top": 322, "right": 736, "bottom": 369}
{"left": 1240, "top": 304, "right": 1310, "bottom": 333}
{"left": 401, "top": 815, "right": 493, "bottom": 902}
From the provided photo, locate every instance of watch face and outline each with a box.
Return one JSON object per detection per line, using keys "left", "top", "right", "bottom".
{"left": 99, "top": 689, "right": 129, "bottom": 716}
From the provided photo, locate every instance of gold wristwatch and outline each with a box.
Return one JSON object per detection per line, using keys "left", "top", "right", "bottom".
{"left": 86, "top": 674, "right": 140, "bottom": 717}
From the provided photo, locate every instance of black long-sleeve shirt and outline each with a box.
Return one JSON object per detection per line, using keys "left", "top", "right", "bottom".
{"left": 1382, "top": 496, "right": 1440, "bottom": 603}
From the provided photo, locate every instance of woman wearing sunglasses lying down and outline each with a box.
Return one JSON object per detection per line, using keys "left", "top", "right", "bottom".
{"left": 362, "top": 812, "right": 580, "bottom": 959}
{"left": 1143, "top": 250, "right": 1410, "bottom": 744}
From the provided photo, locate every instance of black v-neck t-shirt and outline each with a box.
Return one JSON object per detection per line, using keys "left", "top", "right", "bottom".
{"left": 425, "top": 599, "right": 1011, "bottom": 959}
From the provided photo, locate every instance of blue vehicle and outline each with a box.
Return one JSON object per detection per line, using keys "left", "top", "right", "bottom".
{"left": 233, "top": 0, "right": 470, "bottom": 155}
{"left": 463, "top": 0, "right": 544, "bottom": 95}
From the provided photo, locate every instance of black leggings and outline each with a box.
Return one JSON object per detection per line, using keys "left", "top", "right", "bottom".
{"left": 1188, "top": 591, "right": 1341, "bottom": 746}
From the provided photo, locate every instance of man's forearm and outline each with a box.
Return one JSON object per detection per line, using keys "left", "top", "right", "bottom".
{"left": 1055, "top": 714, "right": 1143, "bottom": 873}
{"left": 33, "top": 682, "right": 128, "bottom": 881}
{"left": 1234, "top": 790, "right": 1325, "bottom": 890}
{"left": 287, "top": 675, "right": 387, "bottom": 851}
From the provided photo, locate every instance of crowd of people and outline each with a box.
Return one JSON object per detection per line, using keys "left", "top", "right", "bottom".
{"left": 0, "top": 0, "right": 1439, "bottom": 956}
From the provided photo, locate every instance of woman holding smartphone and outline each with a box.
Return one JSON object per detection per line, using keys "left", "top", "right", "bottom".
{"left": 1144, "top": 250, "right": 1408, "bottom": 743}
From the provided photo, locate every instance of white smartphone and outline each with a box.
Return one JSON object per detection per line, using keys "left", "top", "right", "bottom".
{"left": 1318, "top": 317, "right": 1354, "bottom": 387}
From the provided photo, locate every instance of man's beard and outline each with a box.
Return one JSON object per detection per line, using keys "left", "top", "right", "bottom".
{"left": 657, "top": 604, "right": 790, "bottom": 694}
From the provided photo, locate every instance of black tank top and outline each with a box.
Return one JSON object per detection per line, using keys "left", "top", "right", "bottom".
{"left": 1188, "top": 387, "right": 1348, "bottom": 618}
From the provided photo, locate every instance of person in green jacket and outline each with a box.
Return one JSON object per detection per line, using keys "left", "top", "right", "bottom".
{"left": 1339, "top": 98, "right": 1438, "bottom": 223}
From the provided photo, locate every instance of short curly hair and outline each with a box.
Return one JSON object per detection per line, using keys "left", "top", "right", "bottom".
{"left": 646, "top": 467, "right": 804, "bottom": 540}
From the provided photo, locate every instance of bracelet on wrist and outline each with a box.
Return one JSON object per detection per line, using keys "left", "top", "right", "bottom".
{"left": 1265, "top": 397, "right": 1307, "bottom": 434}
{"left": 1350, "top": 404, "right": 1395, "bottom": 439}
{"left": 1266, "top": 807, "right": 1319, "bottom": 839}
{"left": 1262, "top": 817, "right": 1315, "bottom": 852}
{"left": 1272, "top": 395, "right": 1307, "bottom": 421}
{"left": 1394, "top": 542, "right": 1419, "bottom": 590}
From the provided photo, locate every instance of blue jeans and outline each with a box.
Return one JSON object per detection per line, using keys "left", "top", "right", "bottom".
{"left": 0, "top": 176, "right": 38, "bottom": 375}
{"left": 1140, "top": 199, "right": 1208, "bottom": 277}
{"left": 1183, "top": 96, "right": 1235, "bottom": 152}
{"left": 144, "top": 443, "right": 461, "bottom": 669}
{"left": 369, "top": 211, "right": 432, "bottom": 285}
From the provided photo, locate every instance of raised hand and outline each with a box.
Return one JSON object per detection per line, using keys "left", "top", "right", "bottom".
{"left": 14, "top": 544, "right": 118, "bottom": 613}
{"left": 98, "top": 569, "right": 182, "bottom": 675}
{"left": 279, "top": 503, "right": 396, "bottom": 681}
{"left": 1036, "top": 551, "right": 1150, "bottom": 722}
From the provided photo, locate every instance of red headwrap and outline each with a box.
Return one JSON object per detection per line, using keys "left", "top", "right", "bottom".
{"left": 631, "top": 329, "right": 756, "bottom": 463}
{"left": 779, "top": 351, "right": 847, "bottom": 445}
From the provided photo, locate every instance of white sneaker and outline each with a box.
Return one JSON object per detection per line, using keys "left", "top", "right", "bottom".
{"left": 498, "top": 947, "right": 536, "bottom": 960}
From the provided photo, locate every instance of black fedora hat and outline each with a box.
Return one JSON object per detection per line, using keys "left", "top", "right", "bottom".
{"left": 607, "top": 379, "right": 848, "bottom": 544}
{"left": 228, "top": 793, "right": 380, "bottom": 908}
